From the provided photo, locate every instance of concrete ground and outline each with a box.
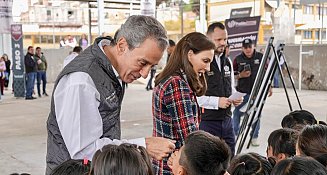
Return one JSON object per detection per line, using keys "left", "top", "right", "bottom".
{"left": 0, "top": 82, "right": 326, "bottom": 174}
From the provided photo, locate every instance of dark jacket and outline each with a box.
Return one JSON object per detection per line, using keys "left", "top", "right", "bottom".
{"left": 46, "top": 37, "right": 124, "bottom": 174}
{"left": 5, "top": 60, "right": 11, "bottom": 72}
{"left": 234, "top": 50, "right": 263, "bottom": 94}
{"left": 24, "top": 52, "right": 37, "bottom": 73}
{"left": 202, "top": 55, "right": 233, "bottom": 120}
{"left": 35, "top": 53, "right": 47, "bottom": 71}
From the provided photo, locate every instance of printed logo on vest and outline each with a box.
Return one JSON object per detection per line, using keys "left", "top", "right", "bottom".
{"left": 254, "top": 59, "right": 260, "bottom": 64}
{"left": 224, "top": 65, "right": 230, "bottom": 71}
{"left": 207, "top": 71, "right": 214, "bottom": 76}
{"left": 224, "top": 66, "right": 231, "bottom": 77}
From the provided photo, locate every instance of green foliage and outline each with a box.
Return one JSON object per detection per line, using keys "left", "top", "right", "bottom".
{"left": 164, "top": 19, "right": 196, "bottom": 32}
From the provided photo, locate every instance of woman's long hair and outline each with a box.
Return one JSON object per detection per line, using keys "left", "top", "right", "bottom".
{"left": 155, "top": 32, "right": 215, "bottom": 96}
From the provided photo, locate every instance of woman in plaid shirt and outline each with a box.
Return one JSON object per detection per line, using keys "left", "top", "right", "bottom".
{"left": 152, "top": 32, "right": 215, "bottom": 175}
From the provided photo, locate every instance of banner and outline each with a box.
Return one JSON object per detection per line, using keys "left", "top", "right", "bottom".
{"left": 141, "top": 0, "right": 156, "bottom": 17}
{"left": 0, "top": 0, "right": 13, "bottom": 34}
{"left": 225, "top": 16, "right": 261, "bottom": 60}
{"left": 230, "top": 7, "right": 252, "bottom": 19}
{"left": 11, "top": 24, "right": 25, "bottom": 97}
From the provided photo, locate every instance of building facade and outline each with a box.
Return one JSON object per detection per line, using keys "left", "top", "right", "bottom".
{"left": 19, "top": 0, "right": 142, "bottom": 48}
{"left": 208, "top": 0, "right": 327, "bottom": 44}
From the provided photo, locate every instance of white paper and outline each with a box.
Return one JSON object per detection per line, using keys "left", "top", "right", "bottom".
{"left": 228, "top": 91, "right": 246, "bottom": 101}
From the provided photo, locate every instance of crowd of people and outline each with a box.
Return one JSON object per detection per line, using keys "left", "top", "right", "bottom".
{"left": 0, "top": 33, "right": 89, "bottom": 101}
{"left": 45, "top": 110, "right": 327, "bottom": 175}
{"left": 3, "top": 15, "right": 327, "bottom": 175}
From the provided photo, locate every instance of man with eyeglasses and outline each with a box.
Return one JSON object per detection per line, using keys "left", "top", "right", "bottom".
{"left": 232, "top": 38, "right": 272, "bottom": 147}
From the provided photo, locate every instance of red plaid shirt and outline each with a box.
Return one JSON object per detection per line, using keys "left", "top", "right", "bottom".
{"left": 152, "top": 75, "right": 201, "bottom": 175}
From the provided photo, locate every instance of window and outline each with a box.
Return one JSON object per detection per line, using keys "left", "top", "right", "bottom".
{"left": 304, "top": 31, "right": 312, "bottom": 39}
{"left": 315, "top": 31, "right": 327, "bottom": 40}
{"left": 304, "top": 6, "right": 313, "bottom": 14}
{"left": 296, "top": 30, "right": 301, "bottom": 35}
{"left": 47, "top": 10, "right": 51, "bottom": 21}
{"left": 323, "top": 31, "right": 326, "bottom": 39}
{"left": 48, "top": 35, "right": 54, "bottom": 44}
{"left": 35, "top": 35, "right": 41, "bottom": 44}
{"left": 317, "top": 6, "right": 327, "bottom": 15}
{"left": 55, "top": 36, "right": 61, "bottom": 43}
{"left": 316, "top": 31, "right": 320, "bottom": 39}
{"left": 24, "top": 35, "right": 32, "bottom": 39}
{"left": 41, "top": 35, "right": 47, "bottom": 43}
{"left": 68, "top": 10, "right": 74, "bottom": 19}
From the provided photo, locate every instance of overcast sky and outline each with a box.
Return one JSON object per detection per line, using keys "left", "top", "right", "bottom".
{"left": 12, "top": 0, "right": 28, "bottom": 16}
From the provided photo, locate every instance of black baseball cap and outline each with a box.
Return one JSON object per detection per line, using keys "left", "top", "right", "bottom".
{"left": 242, "top": 38, "right": 253, "bottom": 48}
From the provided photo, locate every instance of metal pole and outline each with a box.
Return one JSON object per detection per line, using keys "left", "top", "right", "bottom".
{"left": 88, "top": 2, "right": 92, "bottom": 44}
{"left": 1, "top": 34, "right": 4, "bottom": 54}
{"left": 180, "top": 0, "right": 184, "bottom": 36}
{"left": 254, "top": 0, "right": 255, "bottom": 16}
{"left": 294, "top": 0, "right": 296, "bottom": 24}
{"left": 200, "top": 0, "right": 206, "bottom": 34}
{"left": 52, "top": 8, "right": 55, "bottom": 49}
{"left": 322, "top": 3, "right": 324, "bottom": 44}
{"left": 97, "top": 0, "right": 104, "bottom": 36}
{"left": 299, "top": 42, "right": 302, "bottom": 91}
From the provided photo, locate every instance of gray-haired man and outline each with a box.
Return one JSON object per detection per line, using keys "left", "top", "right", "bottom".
{"left": 46, "top": 15, "right": 175, "bottom": 174}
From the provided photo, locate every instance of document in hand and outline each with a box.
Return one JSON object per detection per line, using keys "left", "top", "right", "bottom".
{"left": 228, "top": 91, "right": 246, "bottom": 101}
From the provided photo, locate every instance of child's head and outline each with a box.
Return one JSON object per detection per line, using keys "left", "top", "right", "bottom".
{"left": 171, "top": 130, "right": 231, "bottom": 175}
{"left": 267, "top": 128, "right": 299, "bottom": 163}
{"left": 50, "top": 159, "right": 90, "bottom": 175}
{"left": 228, "top": 152, "right": 273, "bottom": 175}
{"left": 297, "top": 124, "right": 327, "bottom": 166}
{"left": 281, "top": 110, "right": 317, "bottom": 131}
{"left": 91, "top": 143, "right": 153, "bottom": 175}
{"left": 271, "top": 157, "right": 327, "bottom": 175}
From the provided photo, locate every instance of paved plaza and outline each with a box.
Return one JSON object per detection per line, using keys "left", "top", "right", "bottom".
{"left": 0, "top": 83, "right": 326, "bottom": 174}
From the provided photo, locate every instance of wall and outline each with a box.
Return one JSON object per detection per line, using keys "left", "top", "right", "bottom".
{"left": 43, "top": 48, "right": 168, "bottom": 83}
{"left": 43, "top": 48, "right": 71, "bottom": 83}
{"left": 43, "top": 44, "right": 327, "bottom": 90}
{"left": 257, "top": 44, "right": 327, "bottom": 90}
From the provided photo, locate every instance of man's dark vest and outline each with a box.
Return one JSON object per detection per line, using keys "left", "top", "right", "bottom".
{"left": 46, "top": 37, "right": 124, "bottom": 174}
{"left": 235, "top": 50, "right": 263, "bottom": 94}
{"left": 202, "top": 55, "right": 232, "bottom": 120}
